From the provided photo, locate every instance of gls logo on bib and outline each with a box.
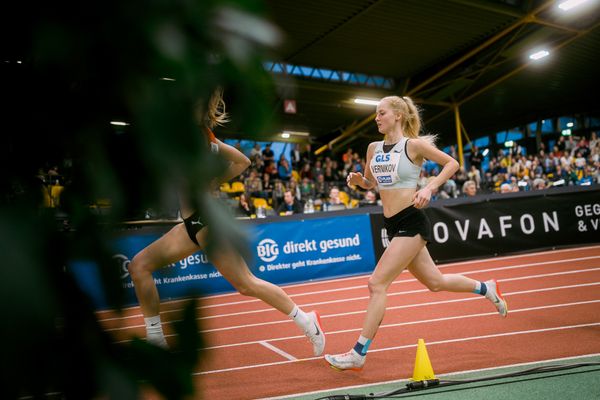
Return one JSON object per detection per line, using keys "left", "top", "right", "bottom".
{"left": 375, "top": 154, "right": 390, "bottom": 162}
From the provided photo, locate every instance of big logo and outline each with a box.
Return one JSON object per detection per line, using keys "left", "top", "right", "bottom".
{"left": 375, "top": 154, "right": 390, "bottom": 162}
{"left": 113, "top": 254, "right": 131, "bottom": 279}
{"left": 257, "top": 238, "right": 279, "bottom": 262}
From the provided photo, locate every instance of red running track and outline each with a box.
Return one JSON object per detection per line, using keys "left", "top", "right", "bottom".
{"left": 97, "top": 245, "right": 600, "bottom": 399}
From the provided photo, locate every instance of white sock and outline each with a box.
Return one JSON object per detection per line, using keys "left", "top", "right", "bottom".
{"left": 288, "top": 305, "right": 311, "bottom": 331}
{"left": 144, "top": 315, "right": 168, "bottom": 348}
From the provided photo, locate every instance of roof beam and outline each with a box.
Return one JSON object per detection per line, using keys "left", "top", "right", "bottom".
{"left": 458, "top": 20, "right": 600, "bottom": 107}
{"left": 447, "top": 0, "right": 524, "bottom": 18}
{"left": 284, "top": 0, "right": 384, "bottom": 62}
{"left": 407, "top": 0, "right": 555, "bottom": 97}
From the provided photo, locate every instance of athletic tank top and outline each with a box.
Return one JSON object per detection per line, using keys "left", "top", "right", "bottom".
{"left": 369, "top": 137, "right": 421, "bottom": 190}
{"left": 205, "top": 127, "right": 219, "bottom": 153}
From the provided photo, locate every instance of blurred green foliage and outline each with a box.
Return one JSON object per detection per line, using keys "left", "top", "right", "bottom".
{"left": 1, "top": 0, "right": 281, "bottom": 398}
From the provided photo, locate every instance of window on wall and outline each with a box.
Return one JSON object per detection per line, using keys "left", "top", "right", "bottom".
{"left": 496, "top": 129, "right": 523, "bottom": 145}
{"left": 559, "top": 117, "right": 576, "bottom": 130}
{"left": 223, "top": 139, "right": 294, "bottom": 162}
{"left": 529, "top": 120, "right": 554, "bottom": 135}
{"left": 541, "top": 120, "right": 554, "bottom": 134}
{"left": 588, "top": 117, "right": 600, "bottom": 128}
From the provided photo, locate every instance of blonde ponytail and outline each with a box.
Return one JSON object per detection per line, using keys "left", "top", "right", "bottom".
{"left": 196, "top": 87, "right": 229, "bottom": 129}
{"left": 381, "top": 95, "right": 437, "bottom": 146}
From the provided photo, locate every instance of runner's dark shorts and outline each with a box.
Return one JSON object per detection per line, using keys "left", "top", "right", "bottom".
{"left": 183, "top": 211, "right": 207, "bottom": 246}
{"left": 384, "top": 205, "right": 432, "bottom": 243}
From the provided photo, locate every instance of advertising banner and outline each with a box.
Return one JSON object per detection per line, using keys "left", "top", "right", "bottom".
{"left": 69, "top": 213, "right": 376, "bottom": 309}
{"left": 370, "top": 186, "right": 600, "bottom": 264}
{"left": 250, "top": 214, "right": 376, "bottom": 285}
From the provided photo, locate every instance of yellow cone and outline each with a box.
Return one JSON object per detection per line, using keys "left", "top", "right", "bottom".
{"left": 411, "top": 339, "right": 436, "bottom": 381}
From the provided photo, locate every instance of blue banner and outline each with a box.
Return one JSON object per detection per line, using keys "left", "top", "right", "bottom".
{"left": 69, "top": 213, "right": 376, "bottom": 309}
{"left": 250, "top": 214, "right": 375, "bottom": 284}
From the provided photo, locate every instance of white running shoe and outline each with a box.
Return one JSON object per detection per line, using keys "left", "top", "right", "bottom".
{"left": 485, "top": 279, "right": 508, "bottom": 317}
{"left": 325, "top": 350, "right": 366, "bottom": 371}
{"left": 305, "top": 311, "right": 326, "bottom": 356}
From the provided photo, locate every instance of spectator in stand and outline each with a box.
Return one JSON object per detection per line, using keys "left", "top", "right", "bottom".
{"left": 500, "top": 183, "right": 512, "bottom": 194}
{"left": 250, "top": 143, "right": 262, "bottom": 159}
{"left": 323, "top": 164, "right": 339, "bottom": 182}
{"left": 244, "top": 169, "right": 264, "bottom": 198}
{"left": 342, "top": 148, "right": 353, "bottom": 165}
{"left": 237, "top": 192, "right": 255, "bottom": 217}
{"left": 48, "top": 165, "right": 60, "bottom": 178}
{"left": 299, "top": 177, "right": 315, "bottom": 203}
{"left": 467, "top": 165, "right": 481, "bottom": 188}
{"left": 313, "top": 173, "right": 329, "bottom": 202}
{"left": 359, "top": 190, "right": 379, "bottom": 207}
{"left": 290, "top": 143, "right": 302, "bottom": 170}
{"left": 311, "top": 159, "right": 324, "bottom": 179}
{"left": 287, "top": 179, "right": 302, "bottom": 202}
{"left": 262, "top": 172, "right": 274, "bottom": 199}
{"left": 574, "top": 137, "right": 590, "bottom": 159}
{"left": 323, "top": 186, "right": 347, "bottom": 211}
{"left": 299, "top": 163, "right": 313, "bottom": 180}
{"left": 276, "top": 190, "right": 303, "bottom": 216}
{"left": 552, "top": 165, "right": 568, "bottom": 185}
{"left": 578, "top": 166, "right": 594, "bottom": 186}
{"left": 565, "top": 135, "right": 576, "bottom": 154}
{"left": 469, "top": 146, "right": 483, "bottom": 173}
{"left": 277, "top": 156, "right": 292, "bottom": 182}
{"left": 448, "top": 145, "right": 458, "bottom": 161}
{"left": 480, "top": 171, "right": 495, "bottom": 193}
{"left": 454, "top": 166, "right": 468, "bottom": 189}
{"left": 462, "top": 180, "right": 478, "bottom": 197}
{"left": 262, "top": 143, "right": 275, "bottom": 165}
{"left": 272, "top": 179, "right": 285, "bottom": 209}
{"left": 301, "top": 143, "right": 313, "bottom": 165}
{"left": 264, "top": 158, "right": 278, "bottom": 180}
{"left": 556, "top": 135, "right": 566, "bottom": 152}
{"left": 533, "top": 177, "right": 546, "bottom": 190}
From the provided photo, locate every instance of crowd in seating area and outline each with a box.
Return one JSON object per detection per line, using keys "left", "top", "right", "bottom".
{"left": 40, "top": 130, "right": 600, "bottom": 219}
{"left": 219, "top": 130, "right": 600, "bottom": 218}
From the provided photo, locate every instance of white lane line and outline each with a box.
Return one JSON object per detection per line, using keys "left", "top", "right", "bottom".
{"left": 259, "top": 341, "right": 297, "bottom": 361}
{"left": 182, "top": 256, "right": 600, "bottom": 311}
{"left": 94, "top": 245, "right": 600, "bottom": 316}
{"left": 101, "top": 260, "right": 600, "bottom": 326}
{"left": 111, "top": 296, "right": 600, "bottom": 350}
{"left": 192, "top": 322, "right": 600, "bottom": 375}
{"left": 197, "top": 298, "right": 600, "bottom": 350}
{"left": 196, "top": 265, "right": 600, "bottom": 320}
{"left": 108, "top": 280, "right": 600, "bottom": 335}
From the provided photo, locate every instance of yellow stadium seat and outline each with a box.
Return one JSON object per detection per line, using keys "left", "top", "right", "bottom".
{"left": 291, "top": 170, "right": 300, "bottom": 182}
{"left": 230, "top": 181, "right": 245, "bottom": 193}
{"left": 253, "top": 198, "right": 268, "bottom": 208}
{"left": 220, "top": 182, "right": 231, "bottom": 192}
{"left": 50, "top": 185, "right": 64, "bottom": 207}
{"left": 338, "top": 191, "right": 350, "bottom": 206}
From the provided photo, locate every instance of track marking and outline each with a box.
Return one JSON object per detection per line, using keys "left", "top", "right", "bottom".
{"left": 106, "top": 282, "right": 600, "bottom": 336}
{"left": 196, "top": 298, "right": 600, "bottom": 350}
{"left": 95, "top": 249, "right": 600, "bottom": 321}
{"left": 192, "top": 322, "right": 600, "bottom": 375}
{"left": 101, "top": 262, "right": 600, "bottom": 327}
{"left": 259, "top": 341, "right": 297, "bottom": 361}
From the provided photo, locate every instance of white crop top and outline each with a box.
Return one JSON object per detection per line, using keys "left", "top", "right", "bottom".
{"left": 369, "top": 137, "right": 421, "bottom": 190}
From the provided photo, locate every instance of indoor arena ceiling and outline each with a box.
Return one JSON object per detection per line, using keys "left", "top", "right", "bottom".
{"left": 252, "top": 0, "right": 600, "bottom": 152}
